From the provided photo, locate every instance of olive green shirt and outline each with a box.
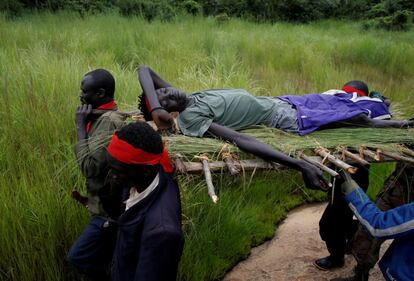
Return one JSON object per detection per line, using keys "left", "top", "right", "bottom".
{"left": 177, "top": 89, "right": 279, "bottom": 137}
{"left": 74, "top": 110, "right": 126, "bottom": 217}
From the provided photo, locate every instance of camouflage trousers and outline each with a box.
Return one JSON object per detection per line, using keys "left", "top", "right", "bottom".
{"left": 352, "top": 163, "right": 414, "bottom": 269}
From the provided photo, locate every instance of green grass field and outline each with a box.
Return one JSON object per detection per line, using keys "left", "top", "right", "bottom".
{"left": 0, "top": 12, "right": 412, "bottom": 281}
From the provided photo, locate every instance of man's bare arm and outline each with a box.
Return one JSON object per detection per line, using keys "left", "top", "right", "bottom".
{"left": 75, "top": 104, "right": 92, "bottom": 141}
{"left": 137, "top": 65, "right": 175, "bottom": 132}
{"left": 138, "top": 65, "right": 172, "bottom": 110}
{"left": 206, "top": 122, "right": 328, "bottom": 190}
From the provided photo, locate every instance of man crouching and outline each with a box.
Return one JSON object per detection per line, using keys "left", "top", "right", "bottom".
{"left": 107, "top": 122, "right": 184, "bottom": 281}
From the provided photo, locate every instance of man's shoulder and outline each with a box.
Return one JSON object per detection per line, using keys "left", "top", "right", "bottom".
{"left": 96, "top": 110, "right": 127, "bottom": 127}
{"left": 90, "top": 110, "right": 126, "bottom": 135}
{"left": 101, "top": 110, "right": 127, "bottom": 121}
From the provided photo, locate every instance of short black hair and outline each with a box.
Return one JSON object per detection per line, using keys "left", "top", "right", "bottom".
{"left": 138, "top": 93, "right": 152, "bottom": 121}
{"left": 116, "top": 122, "right": 162, "bottom": 154}
{"left": 85, "top": 68, "right": 115, "bottom": 98}
{"left": 343, "top": 80, "right": 369, "bottom": 96}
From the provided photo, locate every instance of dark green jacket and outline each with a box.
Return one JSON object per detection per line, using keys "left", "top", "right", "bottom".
{"left": 75, "top": 110, "right": 126, "bottom": 217}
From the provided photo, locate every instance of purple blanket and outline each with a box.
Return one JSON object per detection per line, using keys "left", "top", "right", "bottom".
{"left": 278, "top": 92, "right": 391, "bottom": 135}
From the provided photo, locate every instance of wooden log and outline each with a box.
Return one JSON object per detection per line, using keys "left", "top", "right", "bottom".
{"left": 174, "top": 154, "right": 187, "bottom": 174}
{"left": 377, "top": 149, "right": 414, "bottom": 164}
{"left": 315, "top": 148, "right": 357, "bottom": 174}
{"left": 397, "top": 145, "right": 414, "bottom": 158}
{"left": 219, "top": 143, "right": 240, "bottom": 176}
{"left": 196, "top": 155, "right": 219, "bottom": 203}
{"left": 178, "top": 159, "right": 277, "bottom": 173}
{"left": 298, "top": 151, "right": 339, "bottom": 177}
{"left": 341, "top": 148, "right": 370, "bottom": 166}
{"left": 175, "top": 150, "right": 410, "bottom": 176}
{"left": 359, "top": 146, "right": 380, "bottom": 161}
{"left": 222, "top": 153, "right": 240, "bottom": 176}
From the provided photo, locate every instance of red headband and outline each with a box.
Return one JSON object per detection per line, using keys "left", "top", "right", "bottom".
{"left": 107, "top": 134, "right": 173, "bottom": 172}
{"left": 342, "top": 85, "right": 367, "bottom": 97}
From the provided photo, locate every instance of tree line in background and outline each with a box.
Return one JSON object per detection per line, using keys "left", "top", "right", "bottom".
{"left": 1, "top": 0, "right": 413, "bottom": 30}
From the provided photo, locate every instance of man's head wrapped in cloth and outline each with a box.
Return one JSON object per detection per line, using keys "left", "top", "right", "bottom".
{"left": 107, "top": 122, "right": 173, "bottom": 192}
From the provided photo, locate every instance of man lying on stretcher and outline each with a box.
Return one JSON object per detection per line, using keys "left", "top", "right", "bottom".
{"left": 137, "top": 65, "right": 413, "bottom": 191}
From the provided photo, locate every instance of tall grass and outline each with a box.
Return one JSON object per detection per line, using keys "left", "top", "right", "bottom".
{"left": 0, "top": 12, "right": 413, "bottom": 281}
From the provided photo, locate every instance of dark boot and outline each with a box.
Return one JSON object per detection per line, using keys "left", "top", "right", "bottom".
{"left": 330, "top": 265, "right": 370, "bottom": 281}
{"left": 314, "top": 255, "right": 344, "bottom": 271}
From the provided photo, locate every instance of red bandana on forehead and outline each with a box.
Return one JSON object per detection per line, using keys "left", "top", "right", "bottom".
{"left": 107, "top": 134, "right": 173, "bottom": 172}
{"left": 342, "top": 86, "right": 367, "bottom": 97}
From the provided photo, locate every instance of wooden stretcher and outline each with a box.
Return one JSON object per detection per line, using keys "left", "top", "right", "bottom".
{"left": 131, "top": 115, "right": 414, "bottom": 203}
{"left": 169, "top": 144, "right": 414, "bottom": 203}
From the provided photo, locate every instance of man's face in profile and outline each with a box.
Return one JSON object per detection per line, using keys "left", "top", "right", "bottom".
{"left": 80, "top": 75, "right": 101, "bottom": 105}
{"left": 107, "top": 154, "right": 157, "bottom": 192}
{"left": 156, "top": 87, "right": 187, "bottom": 112}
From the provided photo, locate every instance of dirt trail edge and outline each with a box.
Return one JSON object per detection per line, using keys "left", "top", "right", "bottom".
{"left": 224, "top": 202, "right": 387, "bottom": 281}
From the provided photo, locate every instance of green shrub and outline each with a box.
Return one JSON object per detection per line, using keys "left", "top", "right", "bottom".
{"left": 367, "top": 1, "right": 388, "bottom": 19}
{"left": 156, "top": 1, "right": 176, "bottom": 21}
{"left": 334, "top": 0, "right": 377, "bottom": 19}
{"left": 364, "top": 0, "right": 413, "bottom": 31}
{"left": 181, "top": 0, "right": 202, "bottom": 16}
{"left": 2, "top": 0, "right": 413, "bottom": 32}
{"left": 117, "top": 0, "right": 145, "bottom": 16}
{"left": 244, "top": 0, "right": 278, "bottom": 22}
{"left": 197, "top": 0, "right": 218, "bottom": 15}
{"left": 214, "top": 12, "right": 230, "bottom": 24}
{"left": 364, "top": 10, "right": 412, "bottom": 31}
{"left": 117, "top": 0, "right": 176, "bottom": 21}
{"left": 274, "top": 0, "right": 337, "bottom": 23}
{"left": 382, "top": 0, "right": 414, "bottom": 14}
{"left": 64, "top": 0, "right": 112, "bottom": 16}
{"left": 0, "top": 0, "right": 24, "bottom": 16}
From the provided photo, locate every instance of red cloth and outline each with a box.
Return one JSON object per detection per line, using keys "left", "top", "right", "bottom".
{"left": 107, "top": 134, "right": 173, "bottom": 173}
{"left": 145, "top": 97, "right": 151, "bottom": 112}
{"left": 342, "top": 85, "right": 367, "bottom": 97}
{"left": 86, "top": 101, "right": 117, "bottom": 133}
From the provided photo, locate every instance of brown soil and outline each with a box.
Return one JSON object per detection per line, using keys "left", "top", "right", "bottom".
{"left": 223, "top": 203, "right": 388, "bottom": 281}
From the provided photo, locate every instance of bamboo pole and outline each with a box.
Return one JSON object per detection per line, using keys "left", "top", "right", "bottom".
{"left": 315, "top": 148, "right": 357, "bottom": 174}
{"left": 196, "top": 155, "right": 219, "bottom": 204}
{"left": 298, "top": 151, "right": 339, "bottom": 177}
{"left": 341, "top": 148, "right": 370, "bottom": 166}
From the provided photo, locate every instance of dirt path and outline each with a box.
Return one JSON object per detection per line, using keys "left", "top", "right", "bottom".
{"left": 224, "top": 203, "right": 387, "bottom": 281}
